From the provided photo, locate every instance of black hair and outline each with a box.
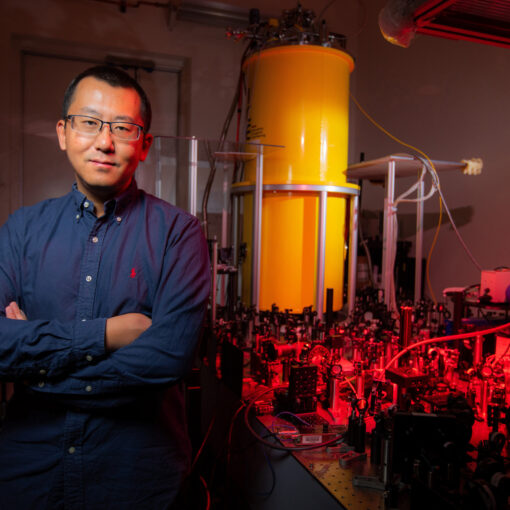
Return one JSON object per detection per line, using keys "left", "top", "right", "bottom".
{"left": 62, "top": 65, "right": 152, "bottom": 132}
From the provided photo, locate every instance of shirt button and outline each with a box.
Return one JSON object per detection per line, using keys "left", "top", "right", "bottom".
{"left": 38, "top": 381, "right": 45, "bottom": 388}
{"left": 75, "top": 214, "right": 80, "bottom": 220}
{"left": 85, "top": 275, "right": 92, "bottom": 282}
{"left": 92, "top": 236, "right": 99, "bottom": 243}
{"left": 68, "top": 446, "right": 76, "bottom": 454}
{"left": 84, "top": 201, "right": 90, "bottom": 208}
{"left": 85, "top": 385, "right": 93, "bottom": 392}
{"left": 116, "top": 216, "right": 122, "bottom": 223}
{"left": 81, "top": 318, "right": 87, "bottom": 322}
{"left": 39, "top": 369, "right": 47, "bottom": 375}
{"left": 86, "top": 355, "right": 93, "bottom": 362}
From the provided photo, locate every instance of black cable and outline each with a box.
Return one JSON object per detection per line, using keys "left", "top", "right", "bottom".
{"left": 413, "top": 153, "right": 483, "bottom": 272}
{"left": 254, "top": 446, "right": 276, "bottom": 499}
{"left": 316, "top": 0, "right": 338, "bottom": 24}
{"left": 315, "top": 0, "right": 367, "bottom": 39}
{"left": 199, "top": 475, "right": 211, "bottom": 510}
{"left": 226, "top": 403, "right": 247, "bottom": 470}
{"left": 229, "top": 432, "right": 286, "bottom": 455}
{"left": 358, "top": 222, "right": 375, "bottom": 287}
{"left": 191, "top": 413, "right": 217, "bottom": 472}
{"left": 207, "top": 401, "right": 246, "bottom": 490}
{"left": 344, "top": 0, "right": 368, "bottom": 39}
{"left": 201, "top": 100, "right": 237, "bottom": 239}
{"left": 201, "top": 43, "right": 253, "bottom": 239}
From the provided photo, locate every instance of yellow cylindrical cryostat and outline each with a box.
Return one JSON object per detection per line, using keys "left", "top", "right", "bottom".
{"left": 240, "top": 44, "right": 357, "bottom": 312}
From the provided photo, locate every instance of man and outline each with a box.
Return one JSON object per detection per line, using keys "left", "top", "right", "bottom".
{"left": 0, "top": 66, "right": 210, "bottom": 509}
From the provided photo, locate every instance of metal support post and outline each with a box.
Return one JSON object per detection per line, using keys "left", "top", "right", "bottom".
{"left": 382, "top": 160, "right": 396, "bottom": 308}
{"left": 233, "top": 195, "right": 240, "bottom": 301}
{"left": 220, "top": 164, "right": 229, "bottom": 307}
{"left": 414, "top": 177, "right": 424, "bottom": 302}
{"left": 211, "top": 239, "right": 218, "bottom": 326}
{"left": 251, "top": 149, "right": 263, "bottom": 311}
{"left": 155, "top": 137, "right": 162, "bottom": 199}
{"left": 348, "top": 194, "right": 359, "bottom": 316}
{"left": 221, "top": 164, "right": 229, "bottom": 249}
{"left": 188, "top": 136, "right": 198, "bottom": 216}
{"left": 316, "top": 191, "right": 328, "bottom": 320}
{"left": 474, "top": 335, "right": 484, "bottom": 366}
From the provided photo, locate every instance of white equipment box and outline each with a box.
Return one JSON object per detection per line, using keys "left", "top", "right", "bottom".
{"left": 480, "top": 269, "right": 510, "bottom": 303}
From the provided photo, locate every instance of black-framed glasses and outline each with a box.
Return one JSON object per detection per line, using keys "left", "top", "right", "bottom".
{"left": 65, "top": 114, "right": 144, "bottom": 141}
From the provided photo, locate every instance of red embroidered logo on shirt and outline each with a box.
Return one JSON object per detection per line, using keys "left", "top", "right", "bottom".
{"left": 130, "top": 268, "right": 136, "bottom": 278}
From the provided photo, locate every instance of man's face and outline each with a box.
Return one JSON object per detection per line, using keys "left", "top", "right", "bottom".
{"left": 56, "top": 76, "right": 153, "bottom": 201}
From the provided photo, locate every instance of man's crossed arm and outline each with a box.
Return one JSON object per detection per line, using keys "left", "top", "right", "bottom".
{"left": 5, "top": 301, "right": 151, "bottom": 352}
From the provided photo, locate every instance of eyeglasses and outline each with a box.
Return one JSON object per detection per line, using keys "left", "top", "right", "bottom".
{"left": 65, "top": 114, "right": 144, "bottom": 141}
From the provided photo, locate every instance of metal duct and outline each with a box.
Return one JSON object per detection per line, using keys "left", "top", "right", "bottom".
{"left": 380, "top": 0, "right": 510, "bottom": 48}
{"left": 379, "top": 0, "right": 429, "bottom": 47}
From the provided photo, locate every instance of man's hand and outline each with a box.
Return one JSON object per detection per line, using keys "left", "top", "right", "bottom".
{"left": 105, "top": 313, "right": 152, "bottom": 352}
{"left": 5, "top": 301, "right": 27, "bottom": 320}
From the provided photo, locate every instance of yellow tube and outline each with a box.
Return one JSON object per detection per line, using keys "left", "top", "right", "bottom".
{"left": 241, "top": 45, "right": 357, "bottom": 312}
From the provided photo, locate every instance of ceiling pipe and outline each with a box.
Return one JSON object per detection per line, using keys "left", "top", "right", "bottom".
{"left": 88, "top": 0, "right": 250, "bottom": 27}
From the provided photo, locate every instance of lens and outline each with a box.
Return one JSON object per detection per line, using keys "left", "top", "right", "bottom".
{"left": 73, "top": 116, "right": 100, "bottom": 133}
{"left": 111, "top": 123, "right": 140, "bottom": 140}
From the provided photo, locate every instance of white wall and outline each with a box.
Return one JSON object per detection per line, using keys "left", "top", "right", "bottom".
{"left": 351, "top": 0, "right": 510, "bottom": 300}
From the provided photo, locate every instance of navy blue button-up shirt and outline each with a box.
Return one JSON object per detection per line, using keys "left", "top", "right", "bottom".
{"left": 0, "top": 181, "right": 210, "bottom": 509}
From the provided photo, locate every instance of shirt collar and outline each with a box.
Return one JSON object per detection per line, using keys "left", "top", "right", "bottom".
{"left": 71, "top": 180, "right": 139, "bottom": 218}
{"left": 111, "top": 179, "right": 138, "bottom": 217}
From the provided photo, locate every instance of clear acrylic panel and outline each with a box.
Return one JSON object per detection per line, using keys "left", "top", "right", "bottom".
{"left": 136, "top": 136, "right": 283, "bottom": 237}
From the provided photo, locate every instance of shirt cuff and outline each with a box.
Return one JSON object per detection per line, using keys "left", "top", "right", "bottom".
{"left": 73, "top": 317, "right": 107, "bottom": 363}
